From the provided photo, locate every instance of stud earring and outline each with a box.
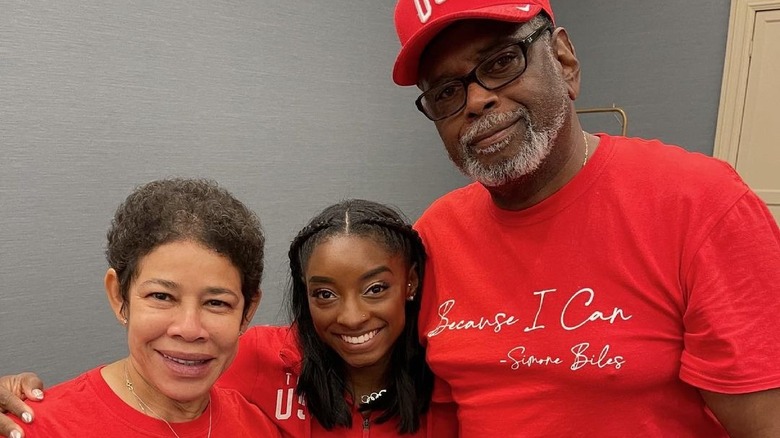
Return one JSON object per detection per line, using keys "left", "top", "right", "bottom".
{"left": 121, "top": 317, "right": 128, "bottom": 325}
{"left": 407, "top": 295, "right": 415, "bottom": 301}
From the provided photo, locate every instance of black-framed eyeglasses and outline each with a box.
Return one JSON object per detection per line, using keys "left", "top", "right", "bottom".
{"left": 416, "top": 22, "right": 553, "bottom": 121}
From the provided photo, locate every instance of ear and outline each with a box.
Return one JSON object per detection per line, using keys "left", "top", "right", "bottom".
{"left": 240, "top": 289, "right": 261, "bottom": 333}
{"left": 104, "top": 268, "right": 126, "bottom": 324}
{"left": 406, "top": 264, "right": 420, "bottom": 299}
{"left": 552, "top": 27, "right": 581, "bottom": 101}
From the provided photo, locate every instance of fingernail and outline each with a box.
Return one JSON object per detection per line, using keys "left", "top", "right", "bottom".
{"left": 10, "top": 430, "right": 22, "bottom": 438}
{"left": 32, "top": 389, "right": 44, "bottom": 399}
{"left": 21, "top": 411, "right": 33, "bottom": 423}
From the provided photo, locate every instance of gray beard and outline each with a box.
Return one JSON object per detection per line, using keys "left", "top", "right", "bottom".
{"left": 457, "top": 103, "right": 566, "bottom": 187}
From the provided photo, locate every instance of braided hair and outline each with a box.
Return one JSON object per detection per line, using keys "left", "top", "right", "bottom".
{"left": 287, "top": 199, "right": 432, "bottom": 434}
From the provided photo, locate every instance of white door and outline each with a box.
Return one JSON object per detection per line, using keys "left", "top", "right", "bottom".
{"left": 715, "top": 2, "right": 780, "bottom": 224}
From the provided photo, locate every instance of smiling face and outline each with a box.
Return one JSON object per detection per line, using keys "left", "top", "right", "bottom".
{"left": 304, "top": 234, "right": 417, "bottom": 374}
{"left": 418, "top": 18, "right": 572, "bottom": 187}
{"left": 106, "top": 239, "right": 256, "bottom": 405}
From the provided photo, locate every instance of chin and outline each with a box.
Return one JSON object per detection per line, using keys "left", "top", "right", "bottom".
{"left": 467, "top": 140, "right": 551, "bottom": 186}
{"left": 344, "top": 357, "right": 377, "bottom": 369}
{"left": 342, "top": 353, "right": 387, "bottom": 370}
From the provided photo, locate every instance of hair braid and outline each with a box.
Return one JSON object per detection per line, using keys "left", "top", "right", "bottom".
{"left": 357, "top": 217, "right": 426, "bottom": 291}
{"left": 288, "top": 222, "right": 330, "bottom": 280}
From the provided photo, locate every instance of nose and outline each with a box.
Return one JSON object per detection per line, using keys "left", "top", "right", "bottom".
{"left": 167, "top": 306, "right": 208, "bottom": 342}
{"left": 463, "top": 81, "right": 498, "bottom": 119}
{"left": 336, "top": 296, "right": 369, "bottom": 328}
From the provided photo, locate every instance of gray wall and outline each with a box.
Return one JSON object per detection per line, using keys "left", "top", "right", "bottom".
{"left": 0, "top": 0, "right": 463, "bottom": 385}
{"left": 554, "top": 0, "right": 731, "bottom": 154}
{"left": 1, "top": 0, "right": 731, "bottom": 385}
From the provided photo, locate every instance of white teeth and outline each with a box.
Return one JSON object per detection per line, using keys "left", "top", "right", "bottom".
{"left": 341, "top": 329, "right": 378, "bottom": 345}
{"left": 162, "top": 353, "right": 207, "bottom": 366}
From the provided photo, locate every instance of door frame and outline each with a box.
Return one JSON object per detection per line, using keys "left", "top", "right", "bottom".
{"left": 714, "top": 0, "right": 780, "bottom": 165}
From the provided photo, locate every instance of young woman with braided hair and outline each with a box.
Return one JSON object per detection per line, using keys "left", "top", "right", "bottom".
{"left": 216, "top": 198, "right": 457, "bottom": 437}
{"left": 290, "top": 201, "right": 429, "bottom": 427}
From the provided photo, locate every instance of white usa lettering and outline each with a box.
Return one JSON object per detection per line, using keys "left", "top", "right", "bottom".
{"left": 414, "top": 2, "right": 534, "bottom": 24}
{"left": 414, "top": 0, "right": 447, "bottom": 23}
{"left": 275, "top": 388, "right": 295, "bottom": 420}
{"left": 275, "top": 373, "right": 306, "bottom": 420}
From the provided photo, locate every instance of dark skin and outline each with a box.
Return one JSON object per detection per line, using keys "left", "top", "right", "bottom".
{"left": 417, "top": 17, "right": 780, "bottom": 438}
{"left": 700, "top": 390, "right": 780, "bottom": 438}
{"left": 417, "top": 19, "right": 595, "bottom": 211}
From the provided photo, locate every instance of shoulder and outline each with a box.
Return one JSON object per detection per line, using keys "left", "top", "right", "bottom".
{"left": 15, "top": 368, "right": 109, "bottom": 434}
{"left": 229, "top": 325, "right": 300, "bottom": 378}
{"left": 424, "top": 182, "right": 485, "bottom": 213}
{"left": 26, "top": 368, "right": 98, "bottom": 410}
{"left": 604, "top": 135, "right": 749, "bottom": 214}
{"left": 211, "top": 386, "right": 282, "bottom": 436}
{"left": 610, "top": 136, "right": 744, "bottom": 188}
{"left": 244, "top": 325, "right": 300, "bottom": 362}
{"left": 416, "top": 182, "right": 485, "bottom": 230}
{"left": 219, "top": 325, "right": 301, "bottom": 402}
{"left": 242, "top": 325, "right": 293, "bottom": 346}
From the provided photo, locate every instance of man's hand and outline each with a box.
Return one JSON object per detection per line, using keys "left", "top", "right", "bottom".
{"left": 0, "top": 373, "right": 45, "bottom": 438}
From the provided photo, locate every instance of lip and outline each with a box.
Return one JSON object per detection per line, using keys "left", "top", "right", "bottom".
{"left": 469, "top": 119, "right": 519, "bottom": 151}
{"left": 336, "top": 328, "right": 383, "bottom": 352}
{"left": 156, "top": 350, "right": 215, "bottom": 378}
{"left": 339, "top": 329, "right": 380, "bottom": 345}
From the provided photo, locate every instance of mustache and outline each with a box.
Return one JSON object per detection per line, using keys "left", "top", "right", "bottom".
{"left": 459, "top": 107, "right": 530, "bottom": 148}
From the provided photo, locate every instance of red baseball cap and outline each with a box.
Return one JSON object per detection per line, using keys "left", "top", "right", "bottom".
{"left": 392, "top": 0, "right": 554, "bottom": 86}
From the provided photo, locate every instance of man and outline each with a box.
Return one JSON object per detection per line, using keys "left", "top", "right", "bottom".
{"left": 392, "top": 0, "right": 780, "bottom": 436}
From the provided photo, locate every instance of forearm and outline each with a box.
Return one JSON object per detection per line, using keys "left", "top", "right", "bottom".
{"left": 701, "top": 388, "right": 780, "bottom": 438}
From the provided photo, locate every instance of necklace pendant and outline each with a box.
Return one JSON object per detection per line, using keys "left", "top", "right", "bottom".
{"left": 360, "top": 389, "right": 387, "bottom": 404}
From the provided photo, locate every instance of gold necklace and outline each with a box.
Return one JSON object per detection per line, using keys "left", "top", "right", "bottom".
{"left": 582, "top": 130, "right": 590, "bottom": 168}
{"left": 123, "top": 361, "right": 212, "bottom": 438}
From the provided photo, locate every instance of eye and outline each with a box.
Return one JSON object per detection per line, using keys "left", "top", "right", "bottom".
{"left": 311, "top": 289, "right": 337, "bottom": 300}
{"left": 364, "top": 282, "right": 389, "bottom": 296}
{"left": 433, "top": 82, "right": 462, "bottom": 103}
{"left": 206, "top": 299, "right": 231, "bottom": 308}
{"left": 482, "top": 49, "right": 522, "bottom": 76}
{"left": 149, "top": 292, "right": 172, "bottom": 301}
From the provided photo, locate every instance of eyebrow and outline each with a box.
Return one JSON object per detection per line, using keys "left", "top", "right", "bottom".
{"left": 475, "top": 38, "right": 513, "bottom": 58}
{"left": 308, "top": 265, "right": 392, "bottom": 285}
{"left": 140, "top": 278, "right": 238, "bottom": 296}
{"left": 428, "top": 32, "right": 530, "bottom": 88}
{"left": 475, "top": 26, "right": 536, "bottom": 58}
